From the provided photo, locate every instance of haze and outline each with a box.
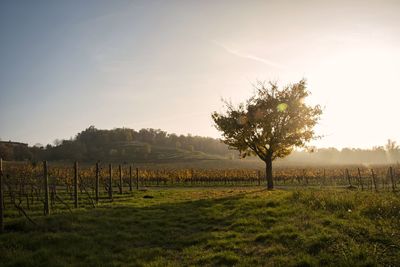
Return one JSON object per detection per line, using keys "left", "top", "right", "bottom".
{"left": 1, "top": 0, "right": 399, "bottom": 148}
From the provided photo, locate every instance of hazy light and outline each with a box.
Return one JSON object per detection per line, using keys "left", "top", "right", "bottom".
{"left": 0, "top": 1, "right": 399, "bottom": 148}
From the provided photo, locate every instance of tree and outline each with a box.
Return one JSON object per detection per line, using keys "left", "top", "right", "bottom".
{"left": 385, "top": 139, "right": 399, "bottom": 151}
{"left": 212, "top": 79, "right": 322, "bottom": 189}
{"left": 385, "top": 139, "right": 399, "bottom": 163}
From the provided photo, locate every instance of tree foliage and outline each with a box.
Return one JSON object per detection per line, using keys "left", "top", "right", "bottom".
{"left": 212, "top": 79, "right": 322, "bottom": 188}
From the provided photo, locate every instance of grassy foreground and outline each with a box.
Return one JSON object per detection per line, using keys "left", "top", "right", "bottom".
{"left": 0, "top": 188, "right": 399, "bottom": 266}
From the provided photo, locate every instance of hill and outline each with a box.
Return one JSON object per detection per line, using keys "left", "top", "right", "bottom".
{"left": 1, "top": 126, "right": 399, "bottom": 166}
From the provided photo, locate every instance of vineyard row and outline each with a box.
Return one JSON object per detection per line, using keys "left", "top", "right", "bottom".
{"left": 0, "top": 159, "right": 399, "bottom": 232}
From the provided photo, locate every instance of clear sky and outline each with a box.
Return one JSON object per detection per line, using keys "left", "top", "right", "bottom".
{"left": 1, "top": 0, "right": 399, "bottom": 148}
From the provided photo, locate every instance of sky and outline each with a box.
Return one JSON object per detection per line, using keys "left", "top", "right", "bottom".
{"left": 1, "top": 0, "right": 400, "bottom": 148}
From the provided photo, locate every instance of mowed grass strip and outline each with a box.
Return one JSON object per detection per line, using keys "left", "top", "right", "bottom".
{"left": 0, "top": 188, "right": 399, "bottom": 266}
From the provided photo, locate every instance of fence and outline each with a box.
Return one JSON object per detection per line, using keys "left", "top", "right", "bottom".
{"left": 0, "top": 158, "right": 399, "bottom": 232}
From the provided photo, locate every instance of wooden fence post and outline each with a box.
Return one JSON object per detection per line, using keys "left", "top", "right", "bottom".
{"left": 389, "top": 166, "right": 395, "bottom": 192}
{"left": 108, "top": 164, "right": 113, "bottom": 200}
{"left": 371, "top": 169, "right": 377, "bottom": 192}
{"left": 51, "top": 171, "right": 57, "bottom": 206}
{"left": 257, "top": 170, "right": 261, "bottom": 186}
{"left": 95, "top": 162, "right": 99, "bottom": 203}
{"left": 303, "top": 169, "right": 308, "bottom": 186}
{"left": 129, "top": 165, "right": 133, "bottom": 192}
{"left": 136, "top": 168, "right": 139, "bottom": 190}
{"left": 0, "top": 158, "right": 4, "bottom": 232}
{"left": 346, "top": 169, "right": 352, "bottom": 187}
{"left": 119, "top": 165, "right": 123, "bottom": 194}
{"left": 74, "top": 161, "right": 78, "bottom": 208}
{"left": 44, "top": 161, "right": 50, "bottom": 215}
{"left": 357, "top": 168, "right": 364, "bottom": 191}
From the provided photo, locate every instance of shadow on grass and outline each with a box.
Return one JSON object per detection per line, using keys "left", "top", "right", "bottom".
{"left": 1, "top": 189, "right": 272, "bottom": 266}
{"left": 2, "top": 188, "right": 398, "bottom": 266}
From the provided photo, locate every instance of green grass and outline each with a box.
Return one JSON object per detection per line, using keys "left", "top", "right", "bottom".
{"left": 1, "top": 188, "right": 399, "bottom": 266}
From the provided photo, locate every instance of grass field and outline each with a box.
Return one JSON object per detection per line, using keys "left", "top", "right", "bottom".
{"left": 1, "top": 188, "right": 399, "bottom": 266}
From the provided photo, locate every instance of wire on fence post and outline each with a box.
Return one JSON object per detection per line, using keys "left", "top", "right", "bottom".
{"left": 95, "top": 162, "right": 99, "bottom": 204}
{"left": 108, "top": 164, "right": 113, "bottom": 200}
{"left": 0, "top": 158, "right": 4, "bottom": 232}
{"left": 136, "top": 168, "right": 139, "bottom": 190}
{"left": 371, "top": 169, "right": 377, "bottom": 192}
{"left": 129, "top": 164, "right": 133, "bottom": 192}
{"left": 44, "top": 161, "right": 50, "bottom": 215}
{"left": 303, "top": 169, "right": 308, "bottom": 186}
{"left": 357, "top": 168, "right": 363, "bottom": 191}
{"left": 74, "top": 161, "right": 79, "bottom": 208}
{"left": 389, "top": 166, "right": 395, "bottom": 192}
{"left": 346, "top": 169, "right": 352, "bottom": 187}
{"left": 119, "top": 164, "right": 123, "bottom": 195}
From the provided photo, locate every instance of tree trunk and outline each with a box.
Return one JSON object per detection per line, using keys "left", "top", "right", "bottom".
{"left": 265, "top": 157, "right": 273, "bottom": 190}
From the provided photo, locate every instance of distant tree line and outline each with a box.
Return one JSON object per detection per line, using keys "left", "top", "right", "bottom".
{"left": 1, "top": 127, "right": 399, "bottom": 165}
{"left": 0, "top": 126, "right": 232, "bottom": 162}
{"left": 0, "top": 141, "right": 32, "bottom": 161}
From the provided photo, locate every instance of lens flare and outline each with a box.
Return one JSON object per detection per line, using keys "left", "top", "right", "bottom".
{"left": 277, "top": 103, "right": 288, "bottom": 112}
